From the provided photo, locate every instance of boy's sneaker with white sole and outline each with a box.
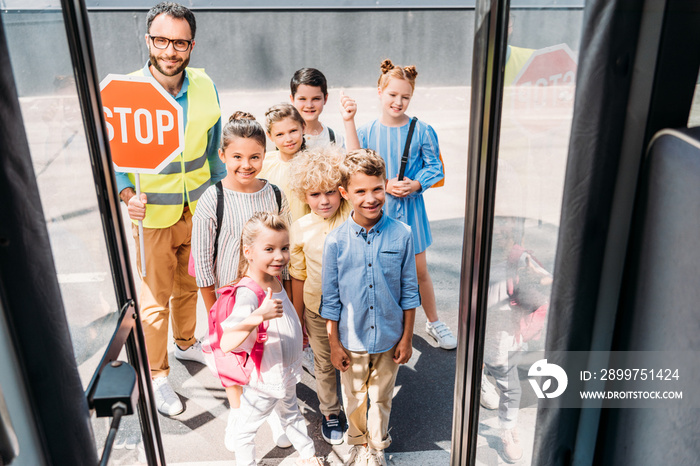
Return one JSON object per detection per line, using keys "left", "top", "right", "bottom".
{"left": 321, "top": 414, "right": 345, "bottom": 445}
{"left": 426, "top": 320, "right": 457, "bottom": 350}
{"left": 345, "top": 445, "right": 370, "bottom": 466}
{"left": 367, "top": 448, "right": 387, "bottom": 466}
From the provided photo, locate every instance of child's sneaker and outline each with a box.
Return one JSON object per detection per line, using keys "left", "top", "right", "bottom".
{"left": 367, "top": 448, "right": 387, "bottom": 466}
{"left": 345, "top": 445, "right": 369, "bottom": 466}
{"left": 426, "top": 320, "right": 457, "bottom": 350}
{"left": 268, "top": 410, "right": 292, "bottom": 448}
{"left": 321, "top": 414, "right": 345, "bottom": 445}
{"left": 480, "top": 375, "right": 499, "bottom": 410}
{"left": 501, "top": 428, "right": 523, "bottom": 463}
{"left": 302, "top": 345, "right": 316, "bottom": 377}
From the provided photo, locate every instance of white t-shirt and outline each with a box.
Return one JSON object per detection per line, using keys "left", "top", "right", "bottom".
{"left": 221, "top": 286, "right": 303, "bottom": 397}
{"left": 303, "top": 123, "right": 345, "bottom": 150}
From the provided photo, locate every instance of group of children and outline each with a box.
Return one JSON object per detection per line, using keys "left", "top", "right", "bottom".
{"left": 189, "top": 60, "right": 456, "bottom": 466}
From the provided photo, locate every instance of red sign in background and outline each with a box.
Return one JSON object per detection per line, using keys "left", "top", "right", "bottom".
{"left": 510, "top": 44, "right": 578, "bottom": 134}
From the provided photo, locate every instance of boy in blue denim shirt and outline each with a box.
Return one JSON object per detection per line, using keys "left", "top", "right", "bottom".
{"left": 321, "top": 149, "right": 420, "bottom": 466}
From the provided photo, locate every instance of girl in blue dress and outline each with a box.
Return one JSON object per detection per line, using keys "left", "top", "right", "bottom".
{"left": 354, "top": 59, "right": 457, "bottom": 350}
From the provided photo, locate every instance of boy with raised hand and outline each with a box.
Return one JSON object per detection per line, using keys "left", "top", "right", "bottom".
{"left": 288, "top": 145, "right": 352, "bottom": 445}
{"left": 290, "top": 68, "right": 358, "bottom": 150}
{"left": 321, "top": 149, "right": 419, "bottom": 466}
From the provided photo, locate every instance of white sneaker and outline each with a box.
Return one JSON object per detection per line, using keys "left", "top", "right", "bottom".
{"left": 480, "top": 375, "right": 499, "bottom": 410}
{"left": 502, "top": 428, "right": 523, "bottom": 463}
{"left": 302, "top": 346, "right": 315, "bottom": 377}
{"left": 345, "top": 445, "right": 369, "bottom": 466}
{"left": 367, "top": 448, "right": 387, "bottom": 466}
{"left": 174, "top": 340, "right": 206, "bottom": 365}
{"left": 267, "top": 409, "right": 292, "bottom": 448}
{"left": 426, "top": 320, "right": 457, "bottom": 350}
{"left": 152, "top": 377, "right": 184, "bottom": 416}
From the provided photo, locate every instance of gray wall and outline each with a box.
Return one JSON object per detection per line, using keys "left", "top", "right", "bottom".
{"left": 4, "top": 8, "right": 582, "bottom": 96}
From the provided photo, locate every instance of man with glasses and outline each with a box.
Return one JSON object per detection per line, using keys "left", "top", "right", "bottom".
{"left": 115, "top": 1, "right": 225, "bottom": 417}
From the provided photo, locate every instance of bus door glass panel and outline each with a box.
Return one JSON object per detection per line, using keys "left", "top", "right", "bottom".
{"left": 0, "top": 4, "right": 129, "bottom": 458}
{"left": 476, "top": 4, "right": 583, "bottom": 465}
{"left": 88, "top": 5, "right": 471, "bottom": 463}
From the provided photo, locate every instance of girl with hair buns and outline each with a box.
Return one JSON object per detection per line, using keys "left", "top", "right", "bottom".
{"left": 191, "top": 111, "right": 293, "bottom": 450}
{"left": 354, "top": 59, "right": 457, "bottom": 350}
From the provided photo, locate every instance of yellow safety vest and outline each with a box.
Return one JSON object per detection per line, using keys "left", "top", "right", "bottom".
{"left": 128, "top": 67, "right": 220, "bottom": 228}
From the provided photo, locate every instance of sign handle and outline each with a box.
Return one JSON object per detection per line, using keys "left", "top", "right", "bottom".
{"left": 135, "top": 174, "right": 147, "bottom": 277}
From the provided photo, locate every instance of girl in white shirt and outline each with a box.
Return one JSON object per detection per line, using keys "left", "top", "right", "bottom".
{"left": 219, "top": 212, "right": 322, "bottom": 466}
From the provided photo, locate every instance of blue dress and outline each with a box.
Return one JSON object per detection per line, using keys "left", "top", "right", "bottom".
{"left": 357, "top": 118, "right": 444, "bottom": 254}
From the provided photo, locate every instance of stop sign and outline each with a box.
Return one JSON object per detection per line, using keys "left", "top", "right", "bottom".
{"left": 100, "top": 74, "right": 184, "bottom": 173}
{"left": 510, "top": 44, "right": 578, "bottom": 134}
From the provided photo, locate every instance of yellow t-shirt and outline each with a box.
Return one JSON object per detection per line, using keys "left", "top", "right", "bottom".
{"left": 289, "top": 201, "right": 352, "bottom": 314}
{"left": 258, "top": 151, "right": 310, "bottom": 222}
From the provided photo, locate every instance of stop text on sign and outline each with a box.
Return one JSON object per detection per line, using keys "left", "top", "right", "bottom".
{"left": 99, "top": 74, "right": 184, "bottom": 174}
{"left": 104, "top": 106, "right": 175, "bottom": 145}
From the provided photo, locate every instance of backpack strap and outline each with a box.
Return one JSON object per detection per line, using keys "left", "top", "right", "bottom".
{"left": 270, "top": 183, "right": 282, "bottom": 214}
{"left": 398, "top": 117, "right": 418, "bottom": 181}
{"left": 212, "top": 181, "right": 224, "bottom": 264}
{"left": 328, "top": 126, "right": 336, "bottom": 144}
{"left": 234, "top": 277, "right": 269, "bottom": 378}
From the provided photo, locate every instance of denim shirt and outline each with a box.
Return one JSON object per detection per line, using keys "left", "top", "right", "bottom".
{"left": 321, "top": 212, "right": 421, "bottom": 354}
{"left": 115, "top": 63, "right": 225, "bottom": 194}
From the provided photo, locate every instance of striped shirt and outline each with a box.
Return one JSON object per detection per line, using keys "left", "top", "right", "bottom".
{"left": 357, "top": 118, "right": 444, "bottom": 254}
{"left": 191, "top": 181, "right": 291, "bottom": 288}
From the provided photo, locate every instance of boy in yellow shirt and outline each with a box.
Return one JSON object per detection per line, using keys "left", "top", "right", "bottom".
{"left": 288, "top": 145, "right": 352, "bottom": 444}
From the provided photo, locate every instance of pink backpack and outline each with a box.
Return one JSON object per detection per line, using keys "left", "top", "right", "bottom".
{"left": 208, "top": 277, "right": 268, "bottom": 387}
{"left": 506, "top": 244, "right": 550, "bottom": 343}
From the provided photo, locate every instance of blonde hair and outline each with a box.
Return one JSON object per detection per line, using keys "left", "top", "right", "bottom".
{"left": 264, "top": 103, "right": 305, "bottom": 134}
{"left": 377, "top": 58, "right": 418, "bottom": 92}
{"left": 289, "top": 145, "right": 345, "bottom": 202}
{"left": 340, "top": 149, "right": 386, "bottom": 189}
{"left": 236, "top": 212, "right": 289, "bottom": 281}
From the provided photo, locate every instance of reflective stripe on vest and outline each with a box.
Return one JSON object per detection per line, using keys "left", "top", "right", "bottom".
{"left": 128, "top": 67, "right": 220, "bottom": 228}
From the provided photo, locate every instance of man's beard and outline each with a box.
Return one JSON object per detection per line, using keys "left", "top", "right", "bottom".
{"left": 149, "top": 52, "right": 189, "bottom": 77}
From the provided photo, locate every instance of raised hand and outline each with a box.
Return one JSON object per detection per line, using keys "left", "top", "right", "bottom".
{"left": 339, "top": 90, "right": 357, "bottom": 121}
{"left": 255, "top": 287, "right": 284, "bottom": 321}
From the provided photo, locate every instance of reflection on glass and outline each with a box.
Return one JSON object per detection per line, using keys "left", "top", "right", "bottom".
{"left": 688, "top": 71, "right": 700, "bottom": 127}
{"left": 0, "top": 11, "right": 119, "bottom": 389}
{"left": 476, "top": 7, "right": 580, "bottom": 465}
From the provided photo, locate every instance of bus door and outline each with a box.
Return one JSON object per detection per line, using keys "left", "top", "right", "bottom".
{"left": 0, "top": 2, "right": 165, "bottom": 464}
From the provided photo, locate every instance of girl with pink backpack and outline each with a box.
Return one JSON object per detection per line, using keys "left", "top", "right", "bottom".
{"left": 210, "top": 212, "right": 322, "bottom": 466}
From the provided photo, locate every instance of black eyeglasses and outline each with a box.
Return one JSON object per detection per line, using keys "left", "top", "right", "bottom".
{"left": 148, "top": 35, "right": 192, "bottom": 52}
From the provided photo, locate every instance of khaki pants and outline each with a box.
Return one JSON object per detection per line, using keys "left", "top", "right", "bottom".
{"left": 133, "top": 209, "right": 198, "bottom": 378}
{"left": 341, "top": 347, "right": 399, "bottom": 450}
{"left": 304, "top": 310, "right": 341, "bottom": 417}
